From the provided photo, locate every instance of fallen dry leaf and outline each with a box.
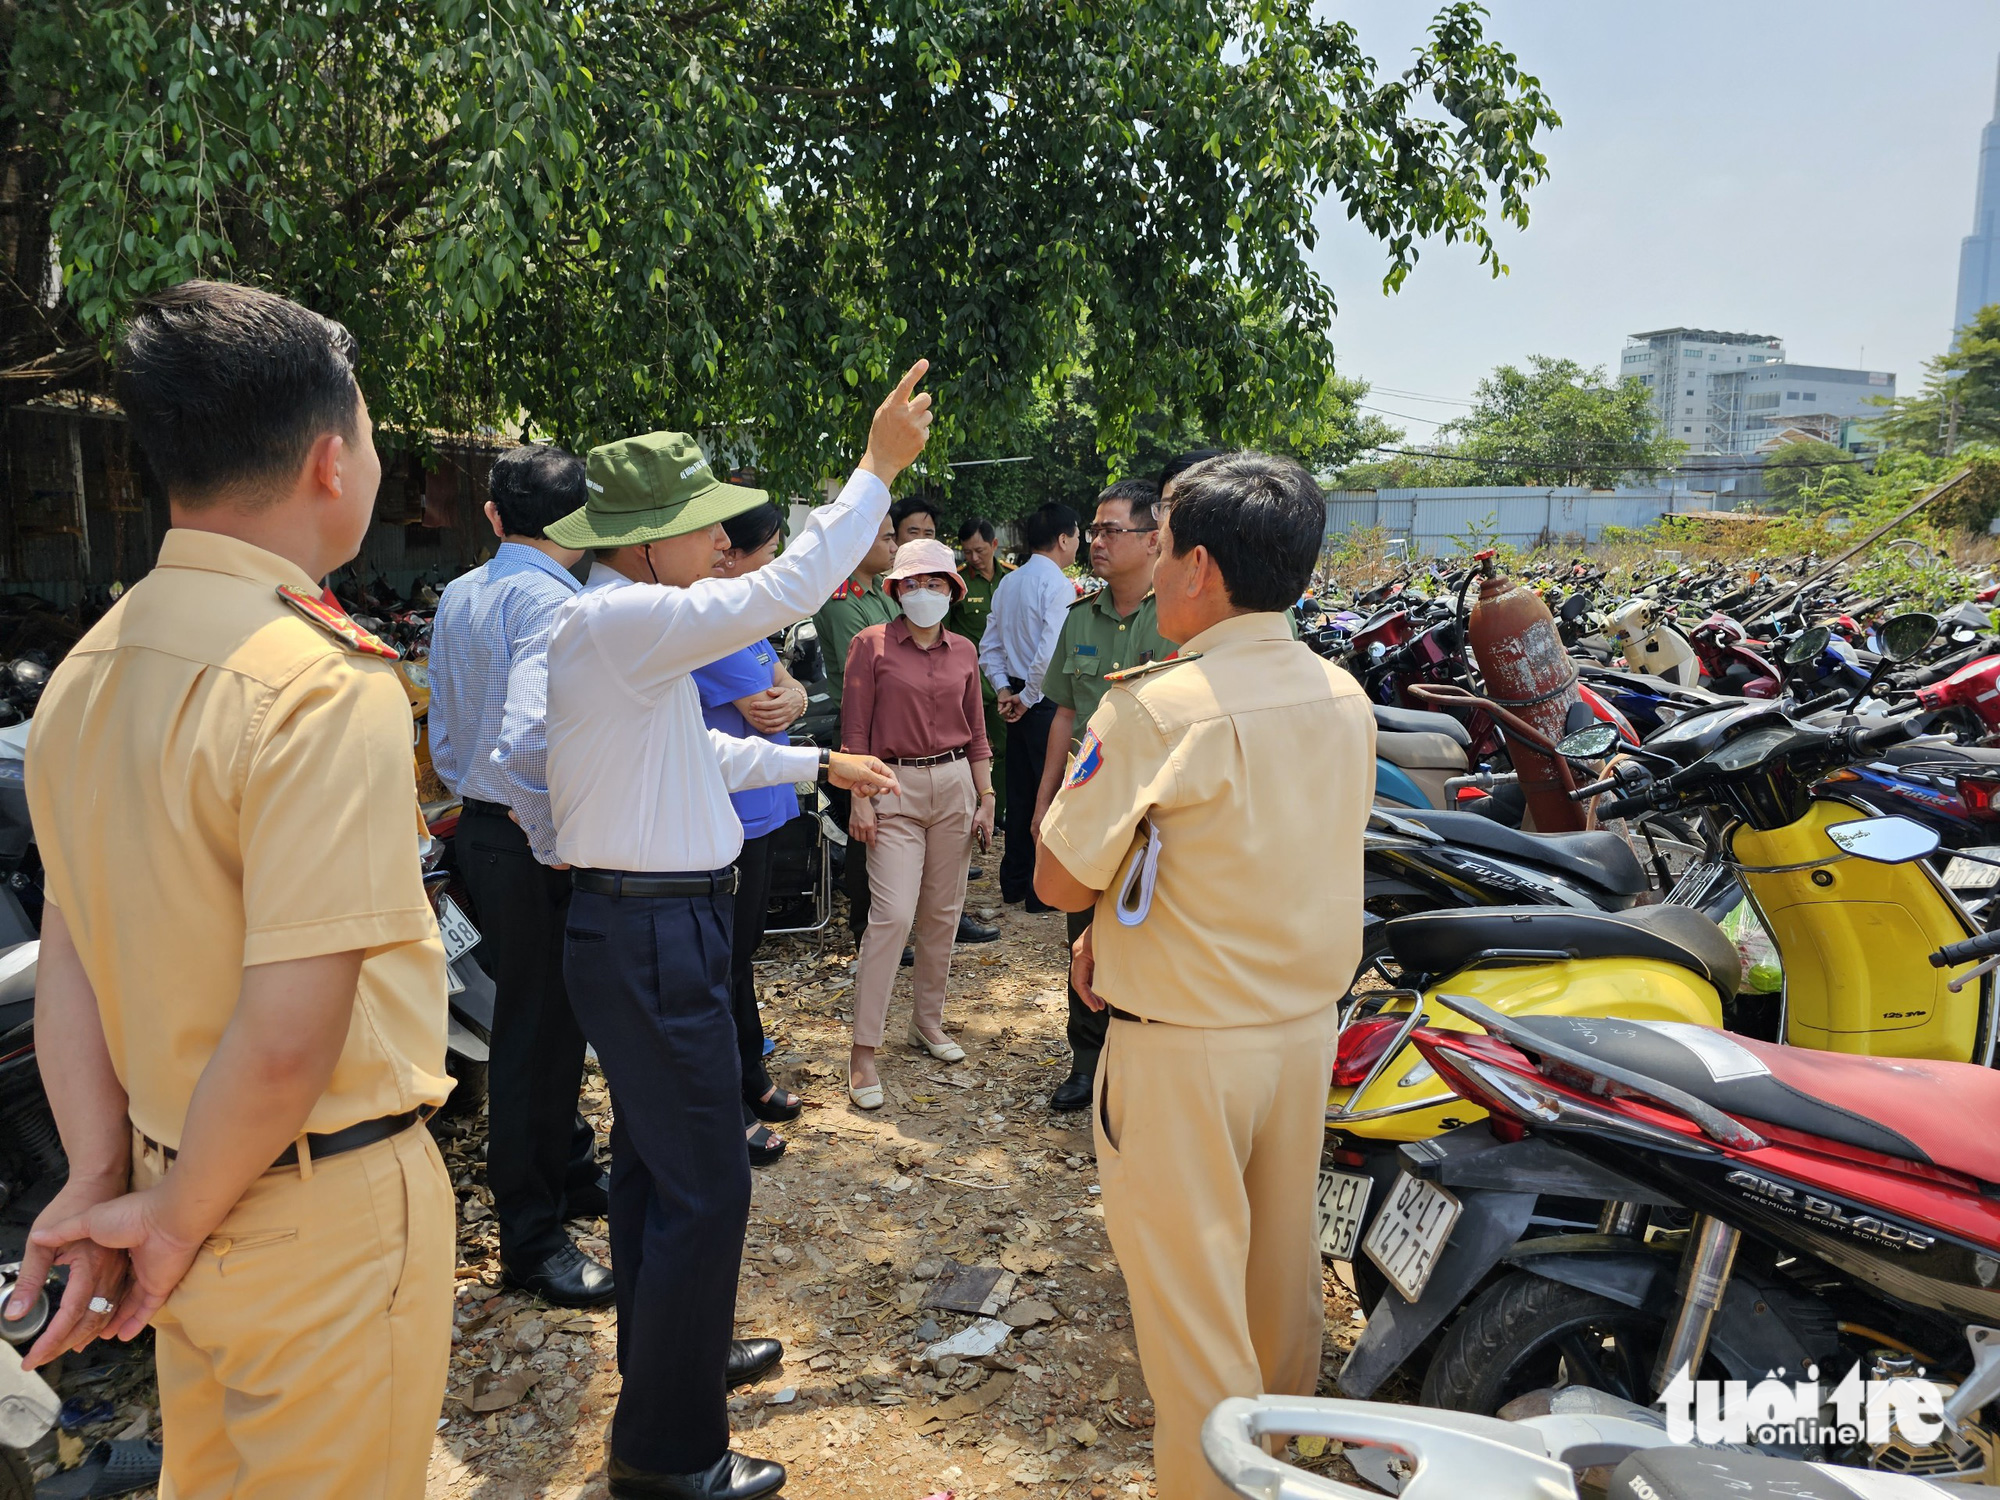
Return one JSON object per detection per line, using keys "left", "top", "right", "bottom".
{"left": 448, "top": 1367, "right": 546, "bottom": 1413}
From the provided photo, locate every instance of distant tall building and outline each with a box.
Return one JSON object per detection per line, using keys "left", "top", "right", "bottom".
{"left": 1956, "top": 57, "right": 2000, "bottom": 340}
{"left": 1618, "top": 328, "right": 1892, "bottom": 456}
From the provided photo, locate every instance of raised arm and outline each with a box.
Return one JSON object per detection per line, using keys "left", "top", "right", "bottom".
{"left": 593, "top": 365, "right": 934, "bottom": 692}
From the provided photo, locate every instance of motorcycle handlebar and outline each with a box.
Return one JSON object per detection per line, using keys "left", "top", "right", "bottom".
{"left": 1596, "top": 791, "right": 1656, "bottom": 822}
{"left": 1795, "top": 688, "right": 1851, "bottom": 715}
{"left": 1933, "top": 930, "right": 2000, "bottom": 969}
{"left": 1569, "top": 776, "right": 1619, "bottom": 802}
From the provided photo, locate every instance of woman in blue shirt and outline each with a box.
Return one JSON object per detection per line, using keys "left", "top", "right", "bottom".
{"left": 695, "top": 501, "right": 808, "bottom": 1165}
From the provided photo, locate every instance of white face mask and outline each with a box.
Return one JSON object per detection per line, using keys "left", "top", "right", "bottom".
{"left": 899, "top": 587, "right": 951, "bottom": 629}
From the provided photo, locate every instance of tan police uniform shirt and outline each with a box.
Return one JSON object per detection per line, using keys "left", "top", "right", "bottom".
{"left": 1040, "top": 611, "right": 1375, "bottom": 1028}
{"left": 25, "top": 529, "right": 451, "bottom": 1149}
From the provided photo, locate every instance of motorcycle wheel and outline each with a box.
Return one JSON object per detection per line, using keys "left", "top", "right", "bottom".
{"left": 1420, "top": 1270, "right": 1665, "bottom": 1414}
{"left": 0, "top": 1448, "right": 31, "bottom": 1500}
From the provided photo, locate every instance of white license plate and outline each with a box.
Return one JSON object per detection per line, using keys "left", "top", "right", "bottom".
{"left": 1945, "top": 851, "right": 2000, "bottom": 889}
{"left": 1316, "top": 1169, "right": 1373, "bottom": 1261}
{"left": 1362, "top": 1173, "right": 1461, "bottom": 1303}
{"left": 437, "top": 894, "right": 481, "bottom": 964}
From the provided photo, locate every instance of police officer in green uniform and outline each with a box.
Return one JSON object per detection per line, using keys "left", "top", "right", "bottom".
{"left": 949, "top": 516, "right": 1014, "bottom": 821}
{"left": 815, "top": 516, "right": 899, "bottom": 939}
{"left": 1029, "top": 478, "right": 1168, "bottom": 1110}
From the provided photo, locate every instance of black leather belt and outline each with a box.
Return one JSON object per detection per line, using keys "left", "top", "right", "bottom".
{"left": 572, "top": 867, "right": 739, "bottom": 898}
{"left": 460, "top": 797, "right": 511, "bottom": 819}
{"left": 1106, "top": 1005, "right": 1154, "bottom": 1025}
{"left": 142, "top": 1109, "right": 428, "bottom": 1172}
{"left": 887, "top": 747, "right": 968, "bottom": 768}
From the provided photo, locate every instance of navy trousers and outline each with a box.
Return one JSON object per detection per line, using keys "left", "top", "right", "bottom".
{"left": 564, "top": 879, "right": 751, "bottom": 1475}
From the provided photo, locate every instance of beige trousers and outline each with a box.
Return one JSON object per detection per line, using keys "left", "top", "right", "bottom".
{"left": 1094, "top": 1004, "right": 1340, "bottom": 1500}
{"left": 134, "top": 1122, "right": 454, "bottom": 1500}
{"left": 853, "top": 758, "right": 977, "bottom": 1048}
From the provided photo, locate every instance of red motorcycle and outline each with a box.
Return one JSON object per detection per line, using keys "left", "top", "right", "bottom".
{"left": 1333, "top": 817, "right": 2000, "bottom": 1479}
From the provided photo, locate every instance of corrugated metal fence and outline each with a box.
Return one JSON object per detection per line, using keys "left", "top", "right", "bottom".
{"left": 1325, "top": 487, "right": 1709, "bottom": 555}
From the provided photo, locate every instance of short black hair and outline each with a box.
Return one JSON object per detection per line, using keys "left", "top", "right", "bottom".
{"left": 1164, "top": 451, "right": 1322, "bottom": 612}
{"left": 1022, "top": 502, "right": 1080, "bottom": 553}
{"left": 1159, "top": 447, "right": 1228, "bottom": 495}
{"left": 488, "top": 445, "right": 586, "bottom": 538}
{"left": 115, "top": 280, "right": 361, "bottom": 504}
{"left": 722, "top": 500, "right": 784, "bottom": 555}
{"left": 1097, "top": 478, "right": 1161, "bottom": 527}
{"left": 891, "top": 493, "right": 943, "bottom": 531}
{"left": 958, "top": 516, "right": 996, "bottom": 545}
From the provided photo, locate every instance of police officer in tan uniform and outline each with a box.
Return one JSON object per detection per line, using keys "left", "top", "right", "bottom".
{"left": 1034, "top": 451, "right": 1374, "bottom": 1500}
{"left": 8, "top": 281, "right": 453, "bottom": 1500}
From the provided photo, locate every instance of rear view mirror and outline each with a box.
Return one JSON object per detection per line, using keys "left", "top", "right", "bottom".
{"left": 1782, "top": 626, "right": 1831, "bottom": 667}
{"left": 1878, "top": 612, "right": 1939, "bottom": 663}
{"left": 1826, "top": 815, "right": 1941, "bottom": 865}
{"left": 1555, "top": 724, "right": 1620, "bottom": 761}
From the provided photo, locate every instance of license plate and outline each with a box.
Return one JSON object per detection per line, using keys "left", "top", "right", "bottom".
{"left": 437, "top": 894, "right": 481, "bottom": 963}
{"left": 1362, "top": 1173, "right": 1461, "bottom": 1303}
{"left": 1944, "top": 851, "right": 2000, "bottom": 890}
{"left": 1315, "top": 1169, "right": 1373, "bottom": 1261}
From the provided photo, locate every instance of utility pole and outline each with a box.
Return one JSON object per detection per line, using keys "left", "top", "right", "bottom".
{"left": 1946, "top": 394, "right": 1962, "bottom": 458}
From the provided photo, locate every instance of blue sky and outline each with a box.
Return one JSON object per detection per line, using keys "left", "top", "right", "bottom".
{"left": 1309, "top": 1, "right": 2000, "bottom": 441}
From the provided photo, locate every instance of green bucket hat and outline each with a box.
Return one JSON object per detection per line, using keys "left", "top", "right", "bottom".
{"left": 544, "top": 431, "right": 768, "bottom": 549}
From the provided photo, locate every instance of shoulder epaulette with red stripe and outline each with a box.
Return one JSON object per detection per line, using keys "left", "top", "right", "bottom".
{"left": 275, "top": 584, "right": 401, "bottom": 660}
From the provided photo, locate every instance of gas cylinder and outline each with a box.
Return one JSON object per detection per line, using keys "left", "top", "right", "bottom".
{"left": 1465, "top": 552, "right": 1587, "bottom": 832}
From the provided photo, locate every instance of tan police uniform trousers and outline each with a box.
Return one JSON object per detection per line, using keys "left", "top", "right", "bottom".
{"left": 133, "top": 1124, "right": 454, "bottom": 1500}
{"left": 1092, "top": 1003, "right": 1341, "bottom": 1500}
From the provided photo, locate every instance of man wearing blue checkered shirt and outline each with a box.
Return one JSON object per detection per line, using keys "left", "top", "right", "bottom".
{"left": 429, "top": 445, "right": 615, "bottom": 1309}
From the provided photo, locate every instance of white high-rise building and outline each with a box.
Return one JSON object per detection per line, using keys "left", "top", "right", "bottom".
{"left": 1619, "top": 329, "right": 1782, "bottom": 454}
{"left": 1618, "top": 329, "right": 1893, "bottom": 456}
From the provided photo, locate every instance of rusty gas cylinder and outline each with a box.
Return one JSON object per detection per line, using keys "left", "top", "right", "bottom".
{"left": 1466, "top": 553, "right": 1586, "bottom": 832}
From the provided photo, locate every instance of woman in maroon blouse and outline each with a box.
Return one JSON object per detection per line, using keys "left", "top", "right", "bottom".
{"left": 843, "top": 538, "right": 997, "bottom": 1108}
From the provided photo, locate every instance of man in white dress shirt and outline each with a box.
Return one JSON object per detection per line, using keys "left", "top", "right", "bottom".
{"left": 977, "top": 501, "right": 1080, "bottom": 907}
{"left": 539, "top": 366, "right": 928, "bottom": 1500}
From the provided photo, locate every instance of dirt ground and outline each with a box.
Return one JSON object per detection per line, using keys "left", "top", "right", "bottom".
{"left": 28, "top": 860, "right": 1364, "bottom": 1499}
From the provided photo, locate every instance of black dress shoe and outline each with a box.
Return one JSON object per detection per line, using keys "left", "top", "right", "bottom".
{"left": 607, "top": 1451, "right": 785, "bottom": 1500}
{"left": 899, "top": 944, "right": 915, "bottom": 967}
{"left": 565, "top": 1170, "right": 610, "bottom": 1221}
{"left": 1050, "top": 1072, "right": 1094, "bottom": 1112}
{"left": 955, "top": 913, "right": 1000, "bottom": 944}
{"left": 1025, "top": 895, "right": 1055, "bottom": 914}
{"left": 501, "top": 1242, "right": 616, "bottom": 1308}
{"left": 967, "top": 866, "right": 985, "bottom": 881}
{"left": 726, "top": 1336, "right": 784, "bottom": 1389}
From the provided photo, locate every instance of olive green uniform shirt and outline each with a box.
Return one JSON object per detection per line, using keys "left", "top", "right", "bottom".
{"left": 813, "top": 577, "right": 898, "bottom": 715}
{"left": 1041, "top": 587, "right": 1169, "bottom": 747}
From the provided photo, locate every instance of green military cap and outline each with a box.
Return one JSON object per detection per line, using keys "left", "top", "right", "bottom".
{"left": 545, "top": 431, "right": 767, "bottom": 549}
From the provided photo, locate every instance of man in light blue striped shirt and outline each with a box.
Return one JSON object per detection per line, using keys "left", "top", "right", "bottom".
{"left": 429, "top": 445, "right": 615, "bottom": 1309}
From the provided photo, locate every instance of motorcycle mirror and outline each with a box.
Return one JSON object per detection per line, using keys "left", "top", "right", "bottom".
{"left": 1554, "top": 723, "right": 1621, "bottom": 761}
{"left": 1825, "top": 815, "right": 1941, "bottom": 865}
{"left": 1782, "top": 625, "right": 1831, "bottom": 667}
{"left": 1877, "top": 612, "right": 1939, "bottom": 663}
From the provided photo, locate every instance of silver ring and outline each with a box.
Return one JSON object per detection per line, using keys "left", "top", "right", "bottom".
{"left": 87, "top": 1296, "right": 115, "bottom": 1315}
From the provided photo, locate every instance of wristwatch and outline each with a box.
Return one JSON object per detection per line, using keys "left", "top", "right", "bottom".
{"left": 817, "top": 747, "right": 833, "bottom": 783}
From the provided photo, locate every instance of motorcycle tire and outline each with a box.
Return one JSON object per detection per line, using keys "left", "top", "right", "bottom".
{"left": 1420, "top": 1270, "right": 1667, "bottom": 1415}
{"left": 0, "top": 1448, "right": 30, "bottom": 1500}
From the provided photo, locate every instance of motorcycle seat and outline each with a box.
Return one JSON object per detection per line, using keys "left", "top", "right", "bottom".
{"left": 1399, "top": 809, "right": 1650, "bottom": 898}
{"left": 1372, "top": 703, "right": 1472, "bottom": 748}
{"left": 1580, "top": 666, "right": 1734, "bottom": 705}
{"left": 1877, "top": 741, "right": 2000, "bottom": 769}
{"left": 1513, "top": 1013, "right": 2000, "bottom": 1183}
{"left": 1386, "top": 904, "right": 1740, "bottom": 1000}
{"left": 1613, "top": 1445, "right": 1973, "bottom": 1499}
{"left": 1376, "top": 730, "right": 1468, "bottom": 772}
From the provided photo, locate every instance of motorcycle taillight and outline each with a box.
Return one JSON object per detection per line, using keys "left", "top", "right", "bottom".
{"left": 1962, "top": 776, "right": 2000, "bottom": 821}
{"left": 1332, "top": 1017, "right": 1407, "bottom": 1087}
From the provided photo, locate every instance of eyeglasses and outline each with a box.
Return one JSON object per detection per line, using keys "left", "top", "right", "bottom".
{"left": 1084, "top": 524, "right": 1158, "bottom": 541}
